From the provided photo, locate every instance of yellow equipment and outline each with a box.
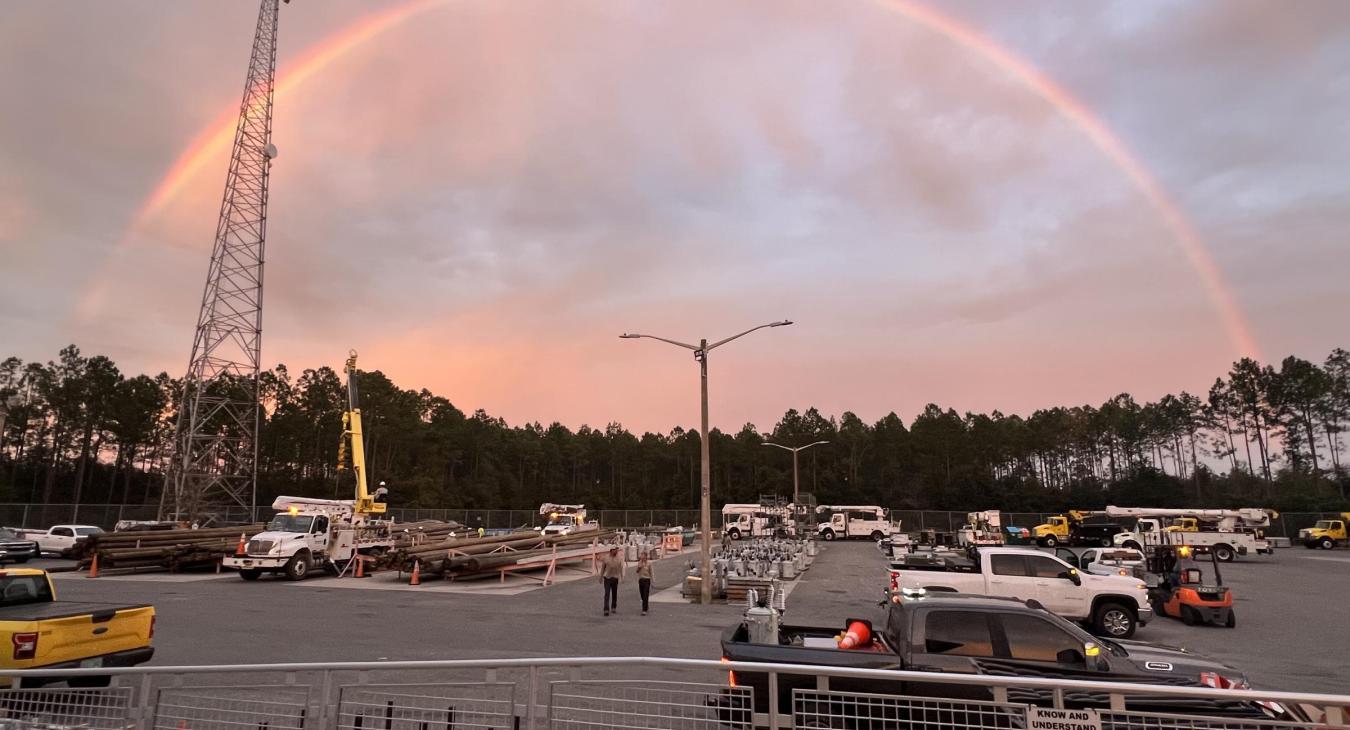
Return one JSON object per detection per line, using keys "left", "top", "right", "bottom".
{"left": 1299, "top": 513, "right": 1350, "bottom": 549}
{"left": 1166, "top": 517, "right": 1200, "bottom": 533}
{"left": 338, "top": 350, "right": 385, "bottom": 517}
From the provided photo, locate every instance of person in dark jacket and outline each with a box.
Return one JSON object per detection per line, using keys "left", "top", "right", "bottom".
{"left": 636, "top": 553, "right": 653, "bottom": 615}
{"left": 599, "top": 547, "right": 625, "bottom": 616}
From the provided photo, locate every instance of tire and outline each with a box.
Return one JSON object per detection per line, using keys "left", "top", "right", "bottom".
{"left": 1099, "top": 537, "right": 1113, "bottom": 547}
{"left": 1225, "top": 609, "right": 1236, "bottom": 628}
{"left": 1213, "top": 544, "right": 1235, "bottom": 563}
{"left": 728, "top": 528, "right": 741, "bottom": 541}
{"left": 870, "top": 531, "right": 885, "bottom": 542}
{"left": 68, "top": 675, "right": 111, "bottom": 688}
{"left": 821, "top": 530, "right": 836, "bottom": 542}
{"left": 1040, "top": 535, "right": 1059, "bottom": 548}
{"left": 1180, "top": 605, "right": 1197, "bottom": 626}
{"left": 284, "top": 552, "right": 310, "bottom": 581}
{"left": 1092, "top": 601, "right": 1137, "bottom": 639}
{"left": 238, "top": 569, "right": 261, "bottom": 581}
{"left": 1320, "top": 536, "right": 1335, "bottom": 550}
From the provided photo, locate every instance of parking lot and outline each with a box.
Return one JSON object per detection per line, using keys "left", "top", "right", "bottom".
{"left": 37, "top": 540, "right": 1350, "bottom": 694}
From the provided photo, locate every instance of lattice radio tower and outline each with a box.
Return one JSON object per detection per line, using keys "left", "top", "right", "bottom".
{"left": 165, "top": 0, "right": 286, "bottom": 521}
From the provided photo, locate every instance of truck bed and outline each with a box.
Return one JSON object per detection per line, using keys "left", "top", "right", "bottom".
{"left": 0, "top": 601, "right": 152, "bottom": 622}
{"left": 723, "top": 622, "right": 900, "bottom": 668}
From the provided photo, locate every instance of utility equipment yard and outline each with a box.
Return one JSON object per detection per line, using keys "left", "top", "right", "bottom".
{"left": 36, "top": 541, "right": 1350, "bottom": 694}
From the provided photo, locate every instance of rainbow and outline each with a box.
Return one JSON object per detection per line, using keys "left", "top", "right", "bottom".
{"left": 114, "top": 0, "right": 1260, "bottom": 357}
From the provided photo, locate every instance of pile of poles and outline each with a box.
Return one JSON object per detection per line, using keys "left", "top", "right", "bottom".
{"left": 385, "top": 529, "right": 619, "bottom": 581}
{"left": 71, "top": 524, "right": 266, "bottom": 574}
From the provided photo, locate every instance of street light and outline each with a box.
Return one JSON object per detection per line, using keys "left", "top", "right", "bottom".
{"left": 762, "top": 440, "right": 829, "bottom": 506}
{"left": 620, "top": 320, "right": 793, "bottom": 605}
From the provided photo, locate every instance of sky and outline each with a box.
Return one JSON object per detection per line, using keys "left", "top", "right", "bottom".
{"left": 2, "top": 0, "right": 1348, "bottom": 434}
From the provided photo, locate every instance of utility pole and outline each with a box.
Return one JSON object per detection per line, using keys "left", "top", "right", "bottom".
{"left": 164, "top": 0, "right": 286, "bottom": 522}
{"left": 763, "top": 440, "right": 829, "bottom": 506}
{"left": 621, "top": 320, "right": 793, "bottom": 604}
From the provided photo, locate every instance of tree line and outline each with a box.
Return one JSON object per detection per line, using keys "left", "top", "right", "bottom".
{"left": 1, "top": 345, "right": 1347, "bottom": 515}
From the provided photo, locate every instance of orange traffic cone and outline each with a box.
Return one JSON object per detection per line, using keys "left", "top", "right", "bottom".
{"left": 355, "top": 556, "right": 365, "bottom": 578}
{"left": 87, "top": 552, "right": 99, "bottom": 579}
{"left": 837, "top": 621, "right": 872, "bottom": 650}
{"left": 235, "top": 533, "right": 246, "bottom": 557}
{"left": 410, "top": 559, "right": 421, "bottom": 586}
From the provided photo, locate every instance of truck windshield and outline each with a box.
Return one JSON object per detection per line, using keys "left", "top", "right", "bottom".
{"left": 0, "top": 576, "right": 53, "bottom": 607}
{"left": 266, "top": 515, "right": 315, "bottom": 533}
{"left": 1314, "top": 521, "right": 1335, "bottom": 529}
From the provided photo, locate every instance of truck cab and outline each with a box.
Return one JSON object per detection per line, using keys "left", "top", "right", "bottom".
{"left": 1299, "top": 514, "right": 1349, "bottom": 549}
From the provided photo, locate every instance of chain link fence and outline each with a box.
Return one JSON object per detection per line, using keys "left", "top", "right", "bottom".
{"left": 1, "top": 503, "right": 1343, "bottom": 538}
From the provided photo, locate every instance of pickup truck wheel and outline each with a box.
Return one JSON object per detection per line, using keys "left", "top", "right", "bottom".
{"left": 870, "top": 531, "right": 885, "bottom": 541}
{"left": 284, "top": 552, "right": 310, "bottom": 581}
{"left": 1319, "top": 536, "right": 1335, "bottom": 550}
{"left": 1093, "top": 602, "right": 1137, "bottom": 638}
{"left": 68, "top": 675, "right": 111, "bottom": 688}
{"left": 238, "top": 569, "right": 261, "bottom": 581}
{"left": 821, "top": 530, "right": 836, "bottom": 541}
{"left": 1212, "top": 544, "right": 1235, "bottom": 562}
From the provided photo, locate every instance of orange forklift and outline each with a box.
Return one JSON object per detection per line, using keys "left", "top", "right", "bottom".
{"left": 1147, "top": 542, "right": 1235, "bottom": 628}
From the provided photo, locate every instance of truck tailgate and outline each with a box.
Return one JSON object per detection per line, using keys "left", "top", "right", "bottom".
{"left": 1, "top": 602, "right": 153, "bottom": 670}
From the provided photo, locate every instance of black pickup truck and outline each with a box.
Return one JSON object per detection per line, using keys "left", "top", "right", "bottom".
{"left": 721, "top": 592, "right": 1279, "bottom": 718}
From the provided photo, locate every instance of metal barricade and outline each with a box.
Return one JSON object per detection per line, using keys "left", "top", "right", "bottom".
{"left": 336, "top": 683, "right": 516, "bottom": 730}
{"left": 0, "top": 686, "right": 132, "bottom": 729}
{"left": 792, "top": 689, "right": 1027, "bottom": 730}
{"left": 152, "top": 685, "right": 310, "bottom": 730}
{"left": 549, "top": 679, "right": 753, "bottom": 730}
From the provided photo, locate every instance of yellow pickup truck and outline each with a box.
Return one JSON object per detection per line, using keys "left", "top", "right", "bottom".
{"left": 0, "top": 568, "right": 154, "bottom": 687}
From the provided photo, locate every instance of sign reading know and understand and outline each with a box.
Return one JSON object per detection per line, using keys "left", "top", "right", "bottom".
{"left": 1026, "top": 707, "right": 1103, "bottom": 730}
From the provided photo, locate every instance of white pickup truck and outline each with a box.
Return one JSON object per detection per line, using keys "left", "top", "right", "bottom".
{"left": 888, "top": 547, "right": 1152, "bottom": 639}
{"left": 19, "top": 525, "right": 104, "bottom": 556}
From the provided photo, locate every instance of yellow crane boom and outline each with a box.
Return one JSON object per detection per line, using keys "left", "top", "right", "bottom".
{"left": 338, "top": 350, "right": 384, "bottom": 516}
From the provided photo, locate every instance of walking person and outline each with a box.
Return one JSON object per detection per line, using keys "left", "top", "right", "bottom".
{"left": 636, "top": 553, "right": 653, "bottom": 615}
{"left": 600, "top": 546, "right": 624, "bottom": 616}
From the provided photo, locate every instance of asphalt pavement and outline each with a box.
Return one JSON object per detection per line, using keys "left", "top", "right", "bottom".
{"left": 39, "top": 540, "right": 1350, "bottom": 694}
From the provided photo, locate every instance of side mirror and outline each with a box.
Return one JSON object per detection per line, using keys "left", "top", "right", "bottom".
{"left": 1056, "top": 648, "right": 1085, "bottom": 665}
{"left": 1062, "top": 569, "right": 1082, "bottom": 586}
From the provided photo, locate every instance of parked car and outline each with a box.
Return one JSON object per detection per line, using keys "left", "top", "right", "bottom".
{"left": 721, "top": 591, "right": 1282, "bottom": 719}
{"left": 888, "top": 546, "right": 1151, "bottom": 638}
{"left": 0, "top": 528, "right": 38, "bottom": 564}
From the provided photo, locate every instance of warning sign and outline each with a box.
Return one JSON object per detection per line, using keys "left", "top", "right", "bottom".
{"left": 1026, "top": 707, "right": 1102, "bottom": 730}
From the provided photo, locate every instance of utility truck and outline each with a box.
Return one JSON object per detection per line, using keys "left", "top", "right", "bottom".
{"left": 1107, "top": 507, "right": 1273, "bottom": 562}
{"left": 957, "top": 510, "right": 1004, "bottom": 547}
{"left": 1299, "top": 513, "right": 1350, "bottom": 549}
{"left": 539, "top": 504, "right": 599, "bottom": 536}
{"left": 722, "top": 503, "right": 794, "bottom": 540}
{"left": 223, "top": 351, "right": 395, "bottom": 581}
{"left": 1032, "top": 511, "right": 1122, "bottom": 548}
{"left": 816, "top": 505, "right": 899, "bottom": 541}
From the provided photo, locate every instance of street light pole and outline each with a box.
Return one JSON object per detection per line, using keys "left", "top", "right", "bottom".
{"left": 762, "top": 440, "right": 829, "bottom": 506}
{"left": 621, "top": 320, "right": 792, "bottom": 605}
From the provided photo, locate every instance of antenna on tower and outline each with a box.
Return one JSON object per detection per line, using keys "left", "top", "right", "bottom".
{"left": 161, "top": 0, "right": 285, "bottom": 523}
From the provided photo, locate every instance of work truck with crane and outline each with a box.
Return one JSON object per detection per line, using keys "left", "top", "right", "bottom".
{"left": 1108, "top": 507, "right": 1274, "bottom": 562}
{"left": 1032, "top": 511, "right": 1123, "bottom": 547}
{"left": 539, "top": 504, "right": 599, "bottom": 536}
{"left": 223, "top": 351, "right": 395, "bottom": 580}
{"left": 816, "top": 505, "right": 900, "bottom": 541}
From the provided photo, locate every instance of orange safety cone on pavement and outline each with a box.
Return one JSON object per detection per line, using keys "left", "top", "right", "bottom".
{"left": 411, "top": 559, "right": 421, "bottom": 586}
{"left": 837, "top": 621, "right": 872, "bottom": 650}
{"left": 355, "top": 556, "right": 365, "bottom": 578}
{"left": 235, "top": 533, "right": 246, "bottom": 557}
{"left": 87, "top": 552, "right": 99, "bottom": 579}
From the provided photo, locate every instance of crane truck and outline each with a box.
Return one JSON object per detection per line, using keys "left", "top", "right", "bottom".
{"left": 539, "top": 504, "right": 599, "bottom": 536}
{"left": 957, "top": 510, "right": 1004, "bottom": 546}
{"left": 1298, "top": 513, "right": 1350, "bottom": 549}
{"left": 1032, "top": 511, "right": 1123, "bottom": 547}
{"left": 1107, "top": 506, "right": 1273, "bottom": 562}
{"left": 223, "top": 351, "right": 395, "bottom": 580}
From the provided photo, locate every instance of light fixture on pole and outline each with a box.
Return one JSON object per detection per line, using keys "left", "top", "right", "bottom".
{"left": 762, "top": 440, "right": 829, "bottom": 507}
{"left": 620, "top": 320, "right": 793, "bottom": 605}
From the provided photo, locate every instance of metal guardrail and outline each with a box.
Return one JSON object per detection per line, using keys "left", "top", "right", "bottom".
{"left": 1, "top": 657, "right": 1346, "bottom": 730}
